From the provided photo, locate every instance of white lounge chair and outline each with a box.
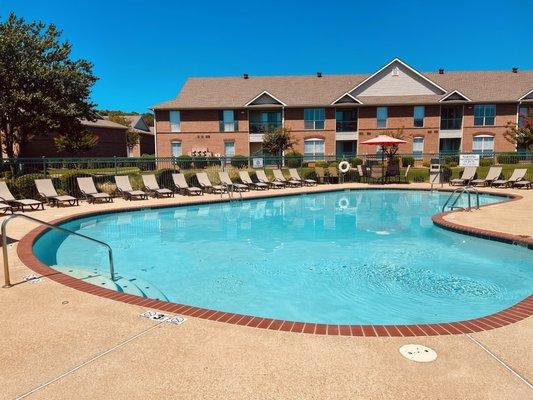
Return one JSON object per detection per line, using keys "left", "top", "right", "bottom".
{"left": 289, "top": 169, "right": 316, "bottom": 186}
{"left": 196, "top": 172, "right": 226, "bottom": 194}
{"left": 172, "top": 173, "right": 202, "bottom": 195}
{"left": 142, "top": 174, "right": 174, "bottom": 198}
{"left": 77, "top": 177, "right": 113, "bottom": 203}
{"left": 492, "top": 169, "right": 528, "bottom": 188}
{"left": 471, "top": 167, "right": 502, "bottom": 187}
{"left": 273, "top": 169, "right": 300, "bottom": 187}
{"left": 450, "top": 167, "right": 477, "bottom": 186}
{"left": 256, "top": 170, "right": 284, "bottom": 188}
{"left": 239, "top": 171, "right": 268, "bottom": 190}
{"left": 0, "top": 181, "right": 44, "bottom": 211}
{"left": 35, "top": 179, "right": 78, "bottom": 207}
{"left": 114, "top": 176, "right": 148, "bottom": 200}
{"left": 218, "top": 171, "right": 248, "bottom": 192}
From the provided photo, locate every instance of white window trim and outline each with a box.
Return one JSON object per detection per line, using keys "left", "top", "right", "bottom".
{"left": 473, "top": 104, "right": 496, "bottom": 126}
{"left": 244, "top": 90, "right": 286, "bottom": 106}
{"left": 169, "top": 111, "right": 181, "bottom": 132}
{"left": 222, "top": 109, "right": 236, "bottom": 132}
{"left": 304, "top": 108, "right": 325, "bottom": 130}
{"left": 330, "top": 92, "right": 363, "bottom": 105}
{"left": 472, "top": 135, "right": 494, "bottom": 153}
{"left": 304, "top": 138, "right": 325, "bottom": 157}
{"left": 377, "top": 107, "right": 388, "bottom": 128}
{"left": 224, "top": 141, "right": 235, "bottom": 156}
{"left": 171, "top": 141, "right": 182, "bottom": 157}
{"left": 412, "top": 136, "right": 424, "bottom": 159}
{"left": 413, "top": 106, "right": 425, "bottom": 128}
{"left": 439, "top": 90, "right": 472, "bottom": 102}
{"left": 518, "top": 88, "right": 533, "bottom": 101}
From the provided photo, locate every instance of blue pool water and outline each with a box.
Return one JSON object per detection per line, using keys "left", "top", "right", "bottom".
{"left": 34, "top": 190, "right": 532, "bottom": 324}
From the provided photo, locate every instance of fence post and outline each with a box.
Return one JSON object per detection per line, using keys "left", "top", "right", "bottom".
{"left": 42, "top": 156, "right": 47, "bottom": 178}
{"left": 114, "top": 156, "right": 118, "bottom": 175}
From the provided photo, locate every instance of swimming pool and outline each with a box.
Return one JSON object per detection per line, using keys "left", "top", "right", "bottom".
{"left": 33, "top": 190, "right": 532, "bottom": 325}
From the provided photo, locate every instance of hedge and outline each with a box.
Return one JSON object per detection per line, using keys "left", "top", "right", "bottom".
{"left": 401, "top": 156, "right": 415, "bottom": 167}
{"left": 497, "top": 153, "right": 519, "bottom": 164}
{"left": 230, "top": 155, "right": 248, "bottom": 168}
{"left": 285, "top": 152, "right": 303, "bottom": 168}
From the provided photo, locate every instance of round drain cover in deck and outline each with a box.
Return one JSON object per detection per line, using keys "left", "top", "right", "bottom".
{"left": 399, "top": 344, "right": 437, "bottom": 362}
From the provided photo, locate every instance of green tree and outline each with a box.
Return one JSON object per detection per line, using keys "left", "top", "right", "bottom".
{"left": 262, "top": 127, "right": 297, "bottom": 166}
{"left": 54, "top": 131, "right": 99, "bottom": 154}
{"left": 107, "top": 113, "right": 139, "bottom": 150}
{"left": 142, "top": 113, "right": 154, "bottom": 127}
{"left": 504, "top": 117, "right": 533, "bottom": 151}
{"left": 0, "top": 12, "right": 98, "bottom": 158}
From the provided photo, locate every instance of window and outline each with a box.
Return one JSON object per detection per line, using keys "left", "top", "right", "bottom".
{"left": 413, "top": 137, "right": 424, "bottom": 159}
{"left": 440, "top": 106, "right": 463, "bottom": 130}
{"left": 169, "top": 111, "right": 180, "bottom": 132}
{"left": 249, "top": 111, "right": 282, "bottom": 133}
{"left": 377, "top": 107, "right": 387, "bottom": 128}
{"left": 224, "top": 141, "right": 235, "bottom": 156}
{"left": 414, "top": 106, "right": 425, "bottom": 128}
{"left": 220, "top": 110, "right": 238, "bottom": 132}
{"left": 519, "top": 106, "right": 533, "bottom": 127}
{"left": 171, "top": 141, "right": 182, "bottom": 157}
{"left": 335, "top": 109, "right": 358, "bottom": 132}
{"left": 474, "top": 105, "right": 496, "bottom": 126}
{"left": 304, "top": 139, "right": 325, "bottom": 160}
{"left": 472, "top": 135, "right": 494, "bottom": 155}
{"left": 304, "top": 108, "right": 325, "bottom": 130}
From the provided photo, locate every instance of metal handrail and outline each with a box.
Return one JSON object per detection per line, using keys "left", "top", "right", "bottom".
{"left": 2, "top": 213, "right": 115, "bottom": 288}
{"left": 442, "top": 186, "right": 480, "bottom": 212}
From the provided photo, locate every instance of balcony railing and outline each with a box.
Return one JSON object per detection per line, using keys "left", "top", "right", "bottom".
{"left": 249, "top": 122, "right": 282, "bottom": 134}
{"left": 336, "top": 121, "right": 357, "bottom": 132}
{"left": 440, "top": 118, "right": 462, "bottom": 130}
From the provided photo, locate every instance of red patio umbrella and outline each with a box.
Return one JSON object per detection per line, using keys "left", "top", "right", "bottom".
{"left": 361, "top": 135, "right": 407, "bottom": 182}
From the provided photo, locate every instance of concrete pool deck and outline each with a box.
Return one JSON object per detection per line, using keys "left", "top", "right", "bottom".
{"left": 1, "top": 182, "right": 532, "bottom": 399}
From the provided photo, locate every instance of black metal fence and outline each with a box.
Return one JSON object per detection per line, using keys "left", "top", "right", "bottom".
{"left": 1, "top": 152, "right": 531, "bottom": 199}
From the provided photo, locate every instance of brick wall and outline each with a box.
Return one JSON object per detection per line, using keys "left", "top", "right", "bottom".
{"left": 19, "top": 126, "right": 128, "bottom": 157}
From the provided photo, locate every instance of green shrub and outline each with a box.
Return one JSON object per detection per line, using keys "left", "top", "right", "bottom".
{"left": 349, "top": 157, "right": 363, "bottom": 166}
{"left": 154, "top": 168, "right": 175, "bottom": 189}
{"left": 497, "top": 153, "right": 519, "bottom": 164}
{"left": 206, "top": 156, "right": 221, "bottom": 166}
{"left": 444, "top": 155, "right": 459, "bottom": 165}
{"left": 285, "top": 151, "right": 303, "bottom": 168}
{"left": 480, "top": 158, "right": 494, "bottom": 167}
{"left": 441, "top": 165, "right": 453, "bottom": 182}
{"left": 12, "top": 173, "right": 45, "bottom": 198}
{"left": 315, "top": 161, "right": 328, "bottom": 168}
{"left": 230, "top": 155, "right": 248, "bottom": 168}
{"left": 401, "top": 156, "right": 415, "bottom": 167}
{"left": 176, "top": 155, "right": 193, "bottom": 169}
{"left": 413, "top": 175, "right": 425, "bottom": 183}
{"left": 448, "top": 161, "right": 458, "bottom": 168}
{"left": 300, "top": 168, "right": 317, "bottom": 181}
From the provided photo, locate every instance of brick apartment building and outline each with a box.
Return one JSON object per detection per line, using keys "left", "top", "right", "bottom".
{"left": 152, "top": 59, "right": 533, "bottom": 160}
{"left": 18, "top": 114, "right": 155, "bottom": 158}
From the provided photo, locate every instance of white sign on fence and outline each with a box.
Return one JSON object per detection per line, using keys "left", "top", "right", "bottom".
{"left": 252, "top": 157, "right": 264, "bottom": 168}
{"left": 459, "top": 154, "right": 480, "bottom": 167}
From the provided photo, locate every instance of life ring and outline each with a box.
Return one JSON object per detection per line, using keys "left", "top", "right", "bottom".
{"left": 338, "top": 197, "right": 349, "bottom": 209}
{"left": 338, "top": 161, "right": 350, "bottom": 173}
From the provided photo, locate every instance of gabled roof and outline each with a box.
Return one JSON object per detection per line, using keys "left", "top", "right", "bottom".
{"left": 102, "top": 114, "right": 153, "bottom": 135}
{"left": 346, "top": 58, "right": 447, "bottom": 97}
{"left": 331, "top": 92, "right": 362, "bottom": 105}
{"left": 81, "top": 114, "right": 129, "bottom": 130}
{"left": 439, "top": 90, "right": 472, "bottom": 102}
{"left": 151, "top": 60, "right": 533, "bottom": 110}
{"left": 244, "top": 91, "right": 286, "bottom": 106}
{"left": 518, "top": 88, "right": 533, "bottom": 101}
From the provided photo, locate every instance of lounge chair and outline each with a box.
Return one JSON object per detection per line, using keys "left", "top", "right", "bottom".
{"left": 114, "top": 176, "right": 148, "bottom": 200}
{"left": 256, "top": 170, "right": 284, "bottom": 189}
{"left": 142, "top": 174, "right": 174, "bottom": 198}
{"left": 0, "top": 181, "right": 44, "bottom": 211}
{"left": 369, "top": 166, "right": 384, "bottom": 183}
{"left": 35, "top": 179, "right": 78, "bottom": 207}
{"left": 491, "top": 169, "right": 528, "bottom": 188}
{"left": 400, "top": 165, "right": 411, "bottom": 183}
{"left": 328, "top": 166, "right": 340, "bottom": 183}
{"left": 513, "top": 180, "right": 532, "bottom": 189}
{"left": 450, "top": 167, "right": 477, "bottom": 186}
{"left": 289, "top": 168, "right": 316, "bottom": 186}
{"left": 315, "top": 167, "right": 327, "bottom": 184}
{"left": 172, "top": 173, "right": 202, "bottom": 195}
{"left": 357, "top": 165, "right": 367, "bottom": 183}
{"left": 273, "top": 169, "right": 300, "bottom": 187}
{"left": 77, "top": 177, "right": 113, "bottom": 204}
{"left": 471, "top": 167, "right": 502, "bottom": 187}
{"left": 218, "top": 171, "right": 249, "bottom": 192}
{"left": 239, "top": 171, "right": 268, "bottom": 190}
{"left": 0, "top": 202, "right": 13, "bottom": 214}
{"left": 196, "top": 172, "right": 226, "bottom": 194}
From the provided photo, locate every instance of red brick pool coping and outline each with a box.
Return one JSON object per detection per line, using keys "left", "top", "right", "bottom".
{"left": 16, "top": 186, "right": 533, "bottom": 337}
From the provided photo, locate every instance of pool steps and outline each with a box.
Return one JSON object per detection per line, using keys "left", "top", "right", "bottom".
{"left": 51, "top": 266, "right": 168, "bottom": 301}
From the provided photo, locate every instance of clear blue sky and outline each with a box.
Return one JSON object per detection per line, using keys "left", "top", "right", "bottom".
{"left": 2, "top": 0, "right": 532, "bottom": 113}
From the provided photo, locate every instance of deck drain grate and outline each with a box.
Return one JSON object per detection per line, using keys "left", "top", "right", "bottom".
{"left": 399, "top": 344, "right": 437, "bottom": 363}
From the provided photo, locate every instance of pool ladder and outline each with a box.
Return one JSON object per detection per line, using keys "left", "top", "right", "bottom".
{"left": 221, "top": 183, "right": 243, "bottom": 203}
{"left": 442, "top": 186, "right": 480, "bottom": 212}
{"left": 2, "top": 213, "right": 116, "bottom": 288}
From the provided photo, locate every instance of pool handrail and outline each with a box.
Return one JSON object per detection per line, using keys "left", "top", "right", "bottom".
{"left": 2, "top": 213, "right": 115, "bottom": 288}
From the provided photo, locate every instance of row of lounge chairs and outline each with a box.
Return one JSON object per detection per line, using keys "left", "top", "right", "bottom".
{"left": 0, "top": 169, "right": 318, "bottom": 212}
{"left": 450, "top": 167, "right": 531, "bottom": 188}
